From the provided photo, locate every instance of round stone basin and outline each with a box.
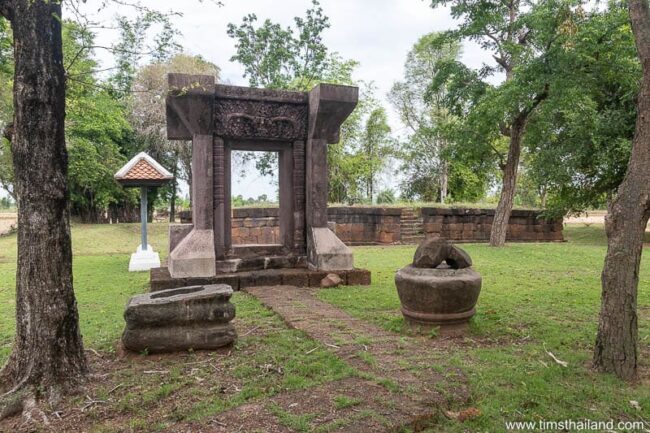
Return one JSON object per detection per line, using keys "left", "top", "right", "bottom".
{"left": 395, "top": 265, "right": 481, "bottom": 326}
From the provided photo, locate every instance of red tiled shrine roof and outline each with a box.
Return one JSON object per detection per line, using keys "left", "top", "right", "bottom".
{"left": 122, "top": 159, "right": 167, "bottom": 180}
{"left": 114, "top": 152, "right": 172, "bottom": 187}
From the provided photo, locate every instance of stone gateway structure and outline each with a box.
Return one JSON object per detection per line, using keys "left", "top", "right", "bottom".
{"left": 165, "top": 74, "right": 362, "bottom": 280}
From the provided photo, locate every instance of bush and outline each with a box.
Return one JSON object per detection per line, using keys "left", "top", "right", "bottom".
{"left": 377, "top": 189, "right": 396, "bottom": 204}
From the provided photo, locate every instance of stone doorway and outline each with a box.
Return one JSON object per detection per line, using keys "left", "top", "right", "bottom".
{"left": 165, "top": 74, "right": 362, "bottom": 279}
{"left": 226, "top": 143, "right": 300, "bottom": 261}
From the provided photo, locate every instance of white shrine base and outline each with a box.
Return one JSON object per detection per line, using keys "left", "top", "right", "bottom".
{"left": 129, "top": 244, "right": 161, "bottom": 272}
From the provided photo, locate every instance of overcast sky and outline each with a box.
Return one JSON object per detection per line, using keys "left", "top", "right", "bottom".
{"left": 68, "top": 0, "right": 495, "bottom": 200}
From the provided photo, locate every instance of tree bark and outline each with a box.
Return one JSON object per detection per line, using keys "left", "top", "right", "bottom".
{"left": 439, "top": 139, "right": 448, "bottom": 204}
{"left": 0, "top": 0, "right": 87, "bottom": 420}
{"left": 593, "top": 0, "right": 650, "bottom": 381}
{"left": 170, "top": 179, "right": 177, "bottom": 223}
{"left": 489, "top": 117, "right": 525, "bottom": 246}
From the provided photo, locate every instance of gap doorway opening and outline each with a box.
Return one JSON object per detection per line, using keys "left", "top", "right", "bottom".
{"left": 231, "top": 150, "right": 280, "bottom": 246}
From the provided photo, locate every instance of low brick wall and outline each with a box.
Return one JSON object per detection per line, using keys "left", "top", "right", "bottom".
{"left": 185, "top": 206, "right": 563, "bottom": 245}
{"left": 232, "top": 208, "right": 280, "bottom": 245}
{"left": 421, "top": 208, "right": 563, "bottom": 242}
{"left": 327, "top": 207, "right": 402, "bottom": 245}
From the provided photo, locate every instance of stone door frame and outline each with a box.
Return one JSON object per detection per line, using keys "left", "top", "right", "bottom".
{"left": 166, "top": 74, "right": 358, "bottom": 277}
{"left": 218, "top": 139, "right": 304, "bottom": 259}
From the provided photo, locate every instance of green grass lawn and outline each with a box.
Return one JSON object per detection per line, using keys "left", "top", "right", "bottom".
{"left": 319, "top": 226, "right": 650, "bottom": 432}
{"left": 0, "top": 223, "right": 649, "bottom": 431}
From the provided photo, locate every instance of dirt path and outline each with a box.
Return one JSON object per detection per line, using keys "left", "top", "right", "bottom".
{"left": 191, "top": 286, "right": 469, "bottom": 433}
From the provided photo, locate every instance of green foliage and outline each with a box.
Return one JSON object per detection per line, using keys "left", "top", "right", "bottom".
{"left": 0, "top": 195, "right": 12, "bottom": 209}
{"left": 0, "top": 17, "right": 11, "bottom": 120}
{"left": 62, "top": 21, "right": 136, "bottom": 219}
{"left": 328, "top": 82, "right": 395, "bottom": 204}
{"left": 523, "top": 3, "right": 640, "bottom": 216}
{"left": 376, "top": 189, "right": 396, "bottom": 204}
{"left": 227, "top": 0, "right": 330, "bottom": 90}
{"left": 390, "top": 32, "right": 482, "bottom": 203}
{"left": 359, "top": 107, "right": 393, "bottom": 200}
{"left": 231, "top": 194, "right": 278, "bottom": 208}
{"left": 109, "top": 11, "right": 181, "bottom": 97}
{"left": 426, "top": 0, "right": 640, "bottom": 213}
{"left": 0, "top": 137, "right": 12, "bottom": 198}
{"left": 228, "top": 4, "right": 394, "bottom": 204}
{"left": 446, "top": 162, "right": 490, "bottom": 203}
{"left": 424, "top": 0, "right": 583, "bottom": 213}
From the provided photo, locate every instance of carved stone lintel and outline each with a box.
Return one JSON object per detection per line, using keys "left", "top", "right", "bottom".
{"left": 214, "top": 99, "right": 308, "bottom": 141}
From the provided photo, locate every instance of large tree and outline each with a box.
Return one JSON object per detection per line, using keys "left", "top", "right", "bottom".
{"left": 227, "top": 0, "right": 330, "bottom": 90}
{"left": 429, "top": 0, "right": 576, "bottom": 245}
{"left": 64, "top": 21, "right": 133, "bottom": 223}
{"left": 593, "top": 0, "right": 650, "bottom": 381}
{"left": 0, "top": 0, "right": 87, "bottom": 421}
{"left": 389, "top": 33, "right": 461, "bottom": 203}
{"left": 360, "top": 107, "right": 392, "bottom": 201}
{"left": 522, "top": 4, "right": 640, "bottom": 216}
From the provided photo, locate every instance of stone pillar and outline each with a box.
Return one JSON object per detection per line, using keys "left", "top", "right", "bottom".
{"left": 168, "top": 134, "right": 216, "bottom": 278}
{"left": 292, "top": 140, "right": 306, "bottom": 251}
{"left": 166, "top": 74, "right": 217, "bottom": 278}
{"left": 213, "top": 137, "right": 227, "bottom": 259}
{"left": 306, "top": 84, "right": 359, "bottom": 271}
{"left": 306, "top": 138, "right": 328, "bottom": 228}
{"left": 192, "top": 134, "right": 214, "bottom": 230}
{"left": 279, "top": 147, "right": 295, "bottom": 250}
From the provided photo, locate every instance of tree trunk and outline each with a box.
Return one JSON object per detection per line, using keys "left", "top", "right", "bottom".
{"left": 593, "top": 0, "right": 650, "bottom": 381}
{"left": 489, "top": 118, "right": 525, "bottom": 246}
{"left": 439, "top": 162, "right": 448, "bottom": 204}
{"left": 0, "top": 0, "right": 87, "bottom": 420}
{"left": 439, "top": 138, "right": 448, "bottom": 204}
{"left": 170, "top": 179, "right": 177, "bottom": 223}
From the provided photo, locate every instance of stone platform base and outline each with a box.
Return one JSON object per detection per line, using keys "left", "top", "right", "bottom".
{"left": 150, "top": 266, "right": 371, "bottom": 292}
{"left": 129, "top": 245, "right": 161, "bottom": 272}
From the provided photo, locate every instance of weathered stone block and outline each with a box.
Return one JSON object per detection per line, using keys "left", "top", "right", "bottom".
{"left": 251, "top": 270, "right": 283, "bottom": 287}
{"left": 346, "top": 269, "right": 371, "bottom": 285}
{"left": 122, "top": 284, "right": 236, "bottom": 353}
{"left": 282, "top": 270, "right": 310, "bottom": 287}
